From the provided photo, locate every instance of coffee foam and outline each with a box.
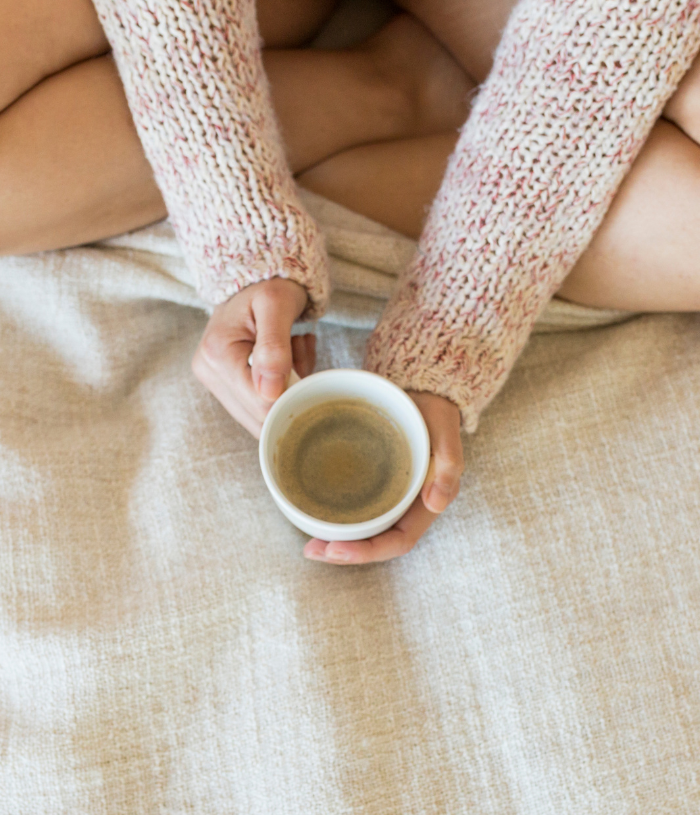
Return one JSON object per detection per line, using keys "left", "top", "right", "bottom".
{"left": 275, "top": 398, "right": 412, "bottom": 524}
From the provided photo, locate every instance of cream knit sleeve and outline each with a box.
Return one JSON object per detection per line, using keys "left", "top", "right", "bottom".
{"left": 92, "top": 0, "right": 330, "bottom": 317}
{"left": 364, "top": 0, "right": 700, "bottom": 431}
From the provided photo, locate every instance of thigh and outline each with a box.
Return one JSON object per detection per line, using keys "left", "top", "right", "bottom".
{"left": 0, "top": 0, "right": 108, "bottom": 112}
{"left": 0, "top": 54, "right": 165, "bottom": 255}
{"left": 256, "top": 0, "right": 341, "bottom": 48}
{"left": 558, "top": 120, "right": 700, "bottom": 312}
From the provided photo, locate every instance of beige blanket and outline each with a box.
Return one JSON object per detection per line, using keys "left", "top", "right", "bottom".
{"left": 2, "top": 189, "right": 699, "bottom": 812}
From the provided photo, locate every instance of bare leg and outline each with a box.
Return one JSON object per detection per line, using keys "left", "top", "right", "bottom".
{"left": 0, "top": 11, "right": 473, "bottom": 253}
{"left": 0, "top": 0, "right": 108, "bottom": 113}
{"left": 382, "top": 0, "right": 700, "bottom": 310}
{"left": 300, "top": 119, "right": 700, "bottom": 312}
{"left": 4, "top": 0, "right": 700, "bottom": 316}
{"left": 0, "top": 55, "right": 165, "bottom": 255}
{"left": 562, "top": 45, "right": 700, "bottom": 309}
{"left": 557, "top": 120, "right": 700, "bottom": 310}
{"left": 395, "top": 0, "right": 517, "bottom": 82}
{"left": 298, "top": 133, "right": 458, "bottom": 239}
{"left": 266, "top": 14, "right": 474, "bottom": 173}
{"left": 256, "top": 0, "right": 340, "bottom": 48}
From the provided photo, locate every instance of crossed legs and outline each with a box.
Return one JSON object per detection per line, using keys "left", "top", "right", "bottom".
{"left": 2, "top": 0, "right": 700, "bottom": 313}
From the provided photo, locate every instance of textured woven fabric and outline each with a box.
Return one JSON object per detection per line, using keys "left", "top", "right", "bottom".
{"left": 91, "top": 0, "right": 330, "bottom": 316}
{"left": 364, "top": 0, "right": 700, "bottom": 429}
{"left": 2, "top": 216, "right": 700, "bottom": 814}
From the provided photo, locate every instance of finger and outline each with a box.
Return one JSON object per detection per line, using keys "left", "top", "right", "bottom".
{"left": 216, "top": 345, "right": 272, "bottom": 433}
{"left": 291, "top": 333, "right": 317, "bottom": 378}
{"left": 200, "top": 332, "right": 274, "bottom": 420}
{"left": 418, "top": 403, "right": 464, "bottom": 515}
{"left": 251, "top": 291, "right": 300, "bottom": 402}
{"left": 191, "top": 348, "right": 263, "bottom": 437}
{"left": 196, "top": 305, "right": 303, "bottom": 425}
{"left": 303, "top": 495, "right": 436, "bottom": 565}
{"left": 195, "top": 300, "right": 261, "bottom": 405}
{"left": 291, "top": 335, "right": 308, "bottom": 378}
{"left": 217, "top": 389, "right": 262, "bottom": 438}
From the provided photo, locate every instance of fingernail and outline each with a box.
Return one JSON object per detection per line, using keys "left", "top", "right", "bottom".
{"left": 259, "top": 373, "right": 285, "bottom": 401}
{"left": 325, "top": 547, "right": 352, "bottom": 562}
{"left": 427, "top": 483, "right": 450, "bottom": 514}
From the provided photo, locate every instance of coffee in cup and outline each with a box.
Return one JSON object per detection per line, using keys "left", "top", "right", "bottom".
{"left": 274, "top": 397, "right": 412, "bottom": 524}
{"left": 258, "top": 369, "right": 430, "bottom": 542}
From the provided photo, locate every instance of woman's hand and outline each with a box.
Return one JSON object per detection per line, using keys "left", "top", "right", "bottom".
{"left": 303, "top": 391, "right": 464, "bottom": 565}
{"left": 191, "top": 278, "right": 316, "bottom": 438}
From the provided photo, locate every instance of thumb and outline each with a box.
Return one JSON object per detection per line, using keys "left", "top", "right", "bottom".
{"left": 251, "top": 288, "right": 300, "bottom": 402}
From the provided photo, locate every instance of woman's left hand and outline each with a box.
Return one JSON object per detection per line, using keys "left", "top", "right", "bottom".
{"left": 303, "top": 391, "right": 464, "bottom": 565}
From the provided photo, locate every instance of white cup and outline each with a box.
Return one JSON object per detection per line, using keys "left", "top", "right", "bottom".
{"left": 259, "top": 369, "right": 430, "bottom": 541}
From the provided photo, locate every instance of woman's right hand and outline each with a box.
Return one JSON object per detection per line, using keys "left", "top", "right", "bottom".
{"left": 191, "top": 278, "right": 316, "bottom": 438}
{"left": 303, "top": 391, "right": 464, "bottom": 565}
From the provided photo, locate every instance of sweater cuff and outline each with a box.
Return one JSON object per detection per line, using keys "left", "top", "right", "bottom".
{"left": 364, "top": 356, "right": 481, "bottom": 434}
{"left": 362, "top": 288, "right": 490, "bottom": 434}
{"left": 191, "top": 210, "right": 331, "bottom": 321}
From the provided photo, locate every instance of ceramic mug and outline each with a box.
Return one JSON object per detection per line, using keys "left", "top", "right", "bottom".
{"left": 258, "top": 369, "right": 431, "bottom": 541}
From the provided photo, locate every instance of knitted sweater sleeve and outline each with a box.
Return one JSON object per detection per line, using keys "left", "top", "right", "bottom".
{"left": 92, "top": 0, "right": 329, "bottom": 317}
{"left": 364, "top": 0, "right": 700, "bottom": 431}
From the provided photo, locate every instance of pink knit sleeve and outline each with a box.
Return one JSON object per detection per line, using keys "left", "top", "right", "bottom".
{"left": 364, "top": 0, "right": 700, "bottom": 431}
{"left": 92, "top": 0, "right": 330, "bottom": 318}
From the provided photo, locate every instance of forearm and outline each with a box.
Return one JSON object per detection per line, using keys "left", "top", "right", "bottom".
{"left": 365, "top": 0, "right": 700, "bottom": 430}
{"left": 91, "top": 0, "right": 329, "bottom": 316}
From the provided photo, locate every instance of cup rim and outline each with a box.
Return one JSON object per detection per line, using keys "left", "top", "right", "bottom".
{"left": 258, "top": 369, "right": 430, "bottom": 538}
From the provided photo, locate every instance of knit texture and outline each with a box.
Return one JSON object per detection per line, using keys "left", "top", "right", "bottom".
{"left": 92, "top": 0, "right": 330, "bottom": 318}
{"left": 363, "top": 0, "right": 700, "bottom": 430}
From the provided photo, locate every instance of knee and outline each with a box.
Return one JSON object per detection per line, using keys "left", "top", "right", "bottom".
{"left": 664, "top": 53, "right": 700, "bottom": 147}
